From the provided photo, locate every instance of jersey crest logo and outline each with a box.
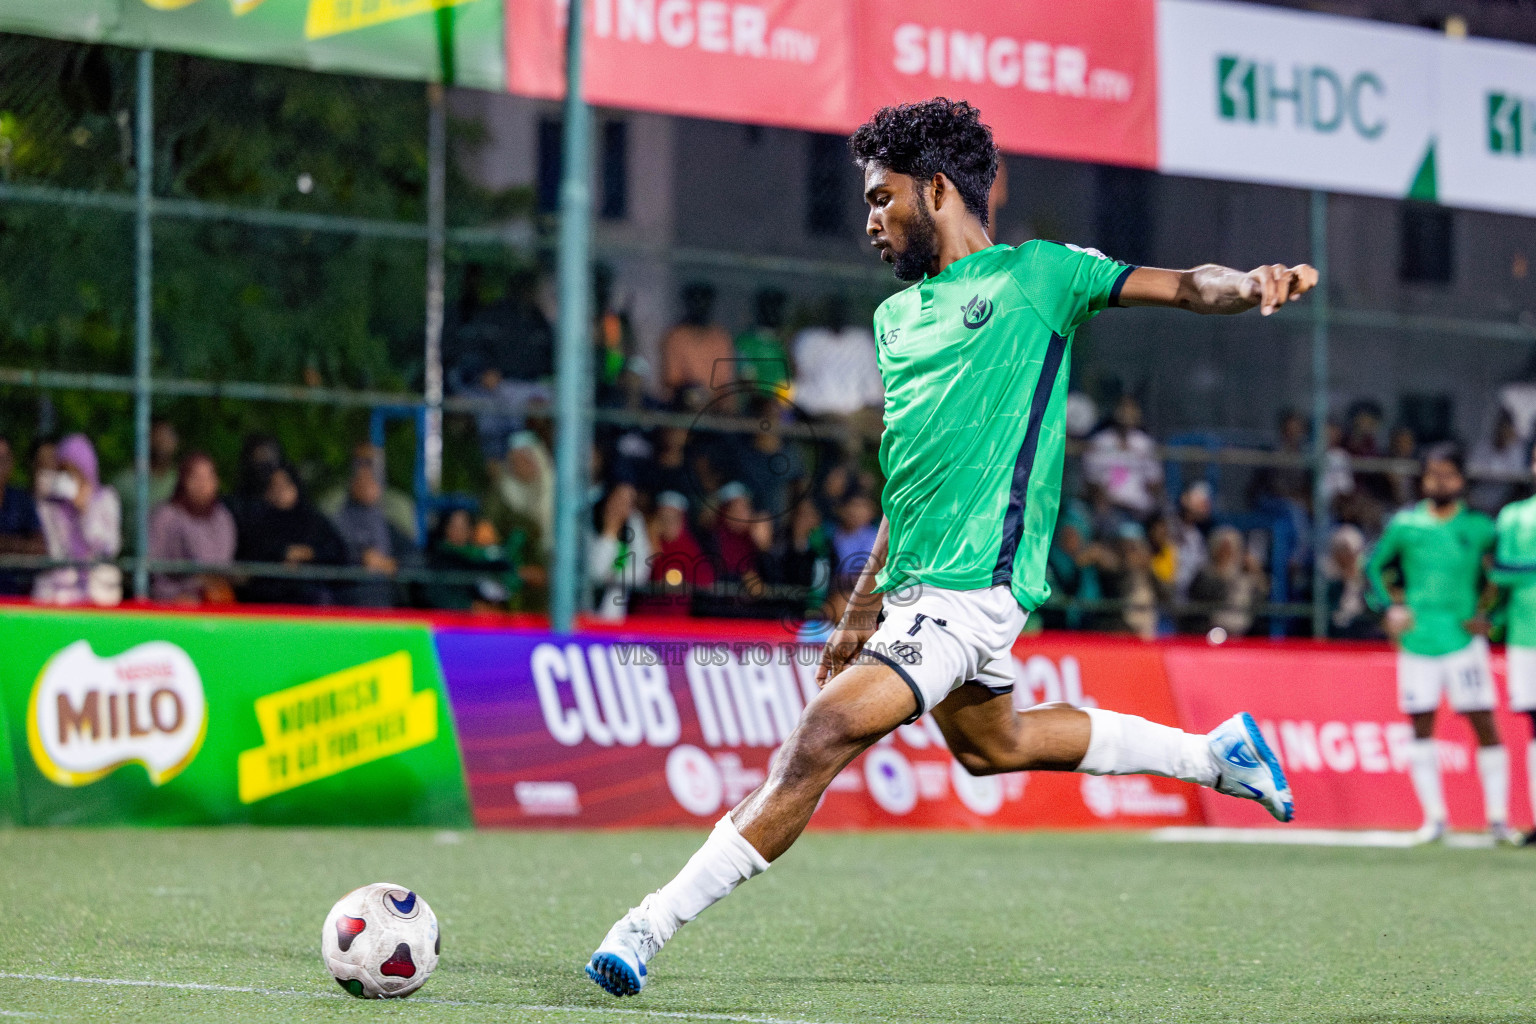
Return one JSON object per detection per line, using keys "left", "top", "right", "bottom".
{"left": 961, "top": 294, "right": 994, "bottom": 330}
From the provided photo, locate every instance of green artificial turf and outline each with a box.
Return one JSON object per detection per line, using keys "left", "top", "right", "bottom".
{"left": 0, "top": 828, "right": 1531, "bottom": 1023}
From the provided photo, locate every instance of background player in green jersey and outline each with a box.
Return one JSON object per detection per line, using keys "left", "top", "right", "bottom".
{"left": 1490, "top": 442, "right": 1536, "bottom": 844}
{"left": 587, "top": 99, "right": 1317, "bottom": 999}
{"left": 1366, "top": 444, "right": 1515, "bottom": 844}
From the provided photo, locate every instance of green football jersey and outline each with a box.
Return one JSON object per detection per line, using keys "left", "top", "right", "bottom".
{"left": 1492, "top": 494, "right": 1536, "bottom": 648}
{"left": 1366, "top": 501, "right": 1495, "bottom": 657}
{"left": 871, "top": 241, "right": 1135, "bottom": 610}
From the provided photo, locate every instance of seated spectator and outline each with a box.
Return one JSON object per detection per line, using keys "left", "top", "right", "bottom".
{"left": 1345, "top": 399, "right": 1393, "bottom": 515}
{"left": 1321, "top": 419, "right": 1359, "bottom": 518}
{"left": 30, "top": 438, "right": 58, "bottom": 502}
{"left": 644, "top": 426, "right": 693, "bottom": 500}
{"left": 235, "top": 464, "right": 345, "bottom": 606}
{"left": 734, "top": 288, "right": 792, "bottom": 395}
{"left": 0, "top": 435, "right": 45, "bottom": 596}
{"left": 634, "top": 491, "right": 712, "bottom": 618}
{"left": 319, "top": 443, "right": 420, "bottom": 547}
{"left": 728, "top": 394, "right": 809, "bottom": 521}
{"left": 34, "top": 433, "right": 122, "bottom": 607}
{"left": 660, "top": 282, "right": 735, "bottom": 409}
{"left": 1046, "top": 496, "right": 1107, "bottom": 630}
{"left": 1469, "top": 409, "right": 1527, "bottom": 513}
{"left": 589, "top": 483, "right": 652, "bottom": 622}
{"left": 1250, "top": 409, "right": 1311, "bottom": 510}
{"left": 791, "top": 295, "right": 884, "bottom": 450}
{"left": 1101, "top": 521, "right": 1164, "bottom": 641}
{"left": 1170, "top": 481, "right": 1213, "bottom": 602}
{"left": 708, "top": 481, "right": 771, "bottom": 584}
{"left": 1322, "top": 524, "right": 1375, "bottom": 639}
{"left": 1385, "top": 424, "right": 1420, "bottom": 509}
{"left": 461, "top": 361, "right": 551, "bottom": 467}
{"left": 831, "top": 492, "right": 880, "bottom": 587}
{"left": 1083, "top": 395, "right": 1163, "bottom": 527}
{"left": 484, "top": 431, "right": 555, "bottom": 561}
{"left": 420, "top": 507, "right": 518, "bottom": 613}
{"left": 763, "top": 498, "right": 832, "bottom": 621}
{"left": 230, "top": 434, "right": 285, "bottom": 528}
{"left": 148, "top": 453, "right": 236, "bottom": 605}
{"left": 111, "top": 417, "right": 179, "bottom": 553}
{"left": 331, "top": 461, "right": 403, "bottom": 608}
{"left": 1187, "top": 526, "right": 1267, "bottom": 638}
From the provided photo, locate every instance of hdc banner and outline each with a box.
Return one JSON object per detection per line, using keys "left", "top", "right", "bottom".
{"left": 436, "top": 628, "right": 1202, "bottom": 830}
{"left": 1434, "top": 36, "right": 1536, "bottom": 217}
{"left": 0, "top": 610, "right": 472, "bottom": 827}
{"left": 1165, "top": 645, "right": 1535, "bottom": 831}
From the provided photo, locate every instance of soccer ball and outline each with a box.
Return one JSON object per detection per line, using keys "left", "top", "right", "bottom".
{"left": 321, "top": 882, "right": 440, "bottom": 999}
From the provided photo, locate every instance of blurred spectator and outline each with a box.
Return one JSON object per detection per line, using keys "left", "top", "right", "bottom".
{"left": 791, "top": 295, "right": 884, "bottom": 449}
{"left": 1187, "top": 526, "right": 1267, "bottom": 638}
{"left": 331, "top": 461, "right": 403, "bottom": 608}
{"left": 1345, "top": 399, "right": 1394, "bottom": 512}
{"left": 447, "top": 264, "right": 555, "bottom": 384}
{"left": 644, "top": 426, "right": 693, "bottom": 500}
{"left": 1386, "top": 424, "right": 1420, "bottom": 509}
{"left": 1321, "top": 419, "right": 1356, "bottom": 513}
{"left": 728, "top": 394, "right": 809, "bottom": 520}
{"left": 589, "top": 483, "right": 652, "bottom": 622}
{"left": 831, "top": 492, "right": 880, "bottom": 586}
{"left": 1094, "top": 521, "right": 1164, "bottom": 640}
{"left": 0, "top": 435, "right": 45, "bottom": 595}
{"left": 1171, "top": 481, "right": 1213, "bottom": 602}
{"left": 763, "top": 498, "right": 832, "bottom": 620}
{"left": 484, "top": 431, "right": 555, "bottom": 561}
{"left": 235, "top": 464, "right": 344, "bottom": 606}
{"left": 1084, "top": 395, "right": 1163, "bottom": 526}
{"left": 709, "top": 481, "right": 771, "bottom": 583}
{"left": 734, "top": 288, "right": 792, "bottom": 394}
{"left": 1322, "top": 524, "right": 1375, "bottom": 639}
{"left": 660, "top": 282, "right": 735, "bottom": 408}
{"left": 1469, "top": 409, "right": 1527, "bottom": 513}
{"left": 111, "top": 418, "right": 179, "bottom": 552}
{"left": 420, "top": 508, "right": 517, "bottom": 613}
{"left": 1047, "top": 496, "right": 1107, "bottom": 629}
{"left": 462, "top": 362, "right": 552, "bottom": 466}
{"left": 1147, "top": 516, "right": 1178, "bottom": 593}
{"left": 230, "top": 434, "right": 285, "bottom": 527}
{"left": 593, "top": 263, "right": 642, "bottom": 410}
{"left": 34, "top": 433, "right": 122, "bottom": 607}
{"left": 1251, "top": 409, "right": 1311, "bottom": 509}
{"left": 319, "top": 443, "right": 420, "bottom": 547}
{"left": 634, "top": 491, "right": 712, "bottom": 618}
{"left": 148, "top": 453, "right": 236, "bottom": 605}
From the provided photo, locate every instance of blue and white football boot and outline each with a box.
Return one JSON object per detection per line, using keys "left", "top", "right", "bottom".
{"left": 586, "top": 894, "right": 663, "bottom": 997}
{"left": 1208, "top": 712, "right": 1295, "bottom": 823}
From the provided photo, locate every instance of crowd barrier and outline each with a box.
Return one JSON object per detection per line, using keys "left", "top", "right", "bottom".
{"left": 0, "top": 608, "right": 1528, "bottom": 832}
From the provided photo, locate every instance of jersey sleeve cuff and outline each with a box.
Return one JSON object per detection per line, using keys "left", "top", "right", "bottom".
{"left": 1108, "top": 265, "right": 1138, "bottom": 308}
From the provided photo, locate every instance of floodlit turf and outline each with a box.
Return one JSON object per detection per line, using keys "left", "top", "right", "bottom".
{"left": 0, "top": 828, "right": 1533, "bottom": 1023}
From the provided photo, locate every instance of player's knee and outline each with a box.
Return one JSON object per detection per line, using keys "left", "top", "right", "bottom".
{"left": 782, "top": 704, "right": 861, "bottom": 772}
{"left": 953, "top": 749, "right": 1006, "bottom": 777}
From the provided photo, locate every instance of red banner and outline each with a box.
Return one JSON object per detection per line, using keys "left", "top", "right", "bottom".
{"left": 1165, "top": 644, "right": 1536, "bottom": 831}
{"left": 438, "top": 628, "right": 1202, "bottom": 830}
{"left": 506, "top": 0, "right": 1158, "bottom": 165}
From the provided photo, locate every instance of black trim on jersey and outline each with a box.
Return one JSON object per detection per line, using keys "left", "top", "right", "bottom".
{"left": 992, "top": 331, "right": 1069, "bottom": 587}
{"left": 965, "top": 678, "right": 1016, "bottom": 697}
{"left": 865, "top": 648, "right": 925, "bottom": 724}
{"left": 1108, "top": 264, "right": 1138, "bottom": 308}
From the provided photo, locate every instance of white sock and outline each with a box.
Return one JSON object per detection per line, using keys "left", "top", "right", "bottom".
{"left": 1476, "top": 744, "right": 1510, "bottom": 827}
{"left": 646, "top": 814, "right": 769, "bottom": 945}
{"left": 1527, "top": 740, "right": 1536, "bottom": 826}
{"left": 1408, "top": 739, "right": 1447, "bottom": 827}
{"left": 1077, "top": 708, "right": 1218, "bottom": 787}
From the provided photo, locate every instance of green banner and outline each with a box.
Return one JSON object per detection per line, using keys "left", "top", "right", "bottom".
{"left": 0, "top": 609, "right": 472, "bottom": 827}
{"left": 0, "top": 0, "right": 503, "bottom": 90}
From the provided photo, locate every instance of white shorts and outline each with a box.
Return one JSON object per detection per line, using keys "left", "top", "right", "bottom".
{"left": 1397, "top": 637, "right": 1496, "bottom": 715}
{"left": 1507, "top": 645, "right": 1536, "bottom": 712}
{"left": 861, "top": 585, "right": 1026, "bottom": 722}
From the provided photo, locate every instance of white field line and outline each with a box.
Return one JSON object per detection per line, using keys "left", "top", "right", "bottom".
{"left": 1152, "top": 826, "right": 1496, "bottom": 849}
{"left": 0, "top": 973, "right": 845, "bottom": 1024}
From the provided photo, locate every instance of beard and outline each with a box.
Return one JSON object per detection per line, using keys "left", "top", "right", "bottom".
{"left": 890, "top": 193, "right": 939, "bottom": 282}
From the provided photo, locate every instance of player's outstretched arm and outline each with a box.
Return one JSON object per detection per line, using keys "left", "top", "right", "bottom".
{"left": 1117, "top": 263, "right": 1318, "bottom": 317}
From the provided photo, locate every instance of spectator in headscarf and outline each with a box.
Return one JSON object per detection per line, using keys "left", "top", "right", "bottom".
{"left": 230, "top": 434, "right": 284, "bottom": 529}
{"left": 1187, "top": 526, "right": 1268, "bottom": 638}
{"left": 34, "top": 433, "right": 122, "bottom": 606}
{"left": 633, "top": 491, "right": 712, "bottom": 618}
{"left": 148, "top": 452, "right": 237, "bottom": 605}
{"left": 1323, "top": 523, "right": 1375, "bottom": 640}
{"left": 484, "top": 430, "right": 555, "bottom": 562}
{"left": 420, "top": 507, "right": 518, "bottom": 613}
{"left": 235, "top": 464, "right": 344, "bottom": 606}
{"left": 589, "top": 482, "right": 652, "bottom": 622}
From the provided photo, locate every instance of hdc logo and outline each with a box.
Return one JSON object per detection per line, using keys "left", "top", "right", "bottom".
{"left": 1216, "top": 55, "right": 1385, "bottom": 139}
{"left": 1488, "top": 92, "right": 1534, "bottom": 158}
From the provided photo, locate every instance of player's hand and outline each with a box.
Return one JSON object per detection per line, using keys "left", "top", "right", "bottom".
{"left": 816, "top": 614, "right": 877, "bottom": 689}
{"left": 1464, "top": 615, "right": 1491, "bottom": 638}
{"left": 1240, "top": 264, "right": 1318, "bottom": 316}
{"left": 1383, "top": 604, "right": 1414, "bottom": 639}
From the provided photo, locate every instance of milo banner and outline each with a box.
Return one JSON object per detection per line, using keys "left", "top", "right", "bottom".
{"left": 437, "top": 628, "right": 1203, "bottom": 830}
{"left": 0, "top": 0, "right": 504, "bottom": 89}
{"left": 0, "top": 609, "right": 471, "bottom": 827}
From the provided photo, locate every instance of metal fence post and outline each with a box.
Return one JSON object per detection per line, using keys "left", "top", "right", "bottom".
{"left": 550, "top": 0, "right": 593, "bottom": 634}
{"left": 133, "top": 50, "right": 154, "bottom": 599}
{"left": 423, "top": 82, "right": 447, "bottom": 496}
{"left": 1309, "top": 189, "right": 1331, "bottom": 638}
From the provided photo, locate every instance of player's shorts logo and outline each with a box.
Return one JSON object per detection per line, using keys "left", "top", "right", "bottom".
{"left": 961, "top": 294, "right": 994, "bottom": 330}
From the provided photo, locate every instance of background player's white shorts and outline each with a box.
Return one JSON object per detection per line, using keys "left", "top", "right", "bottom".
{"left": 1506, "top": 645, "right": 1536, "bottom": 711}
{"left": 1397, "top": 637, "right": 1496, "bottom": 715}
{"left": 860, "top": 585, "right": 1026, "bottom": 722}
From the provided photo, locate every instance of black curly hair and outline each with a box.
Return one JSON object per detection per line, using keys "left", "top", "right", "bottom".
{"left": 848, "top": 98, "right": 998, "bottom": 228}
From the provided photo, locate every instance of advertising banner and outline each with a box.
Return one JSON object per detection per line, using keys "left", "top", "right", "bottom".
{"left": 1434, "top": 36, "right": 1536, "bottom": 217}
{"left": 1157, "top": 0, "right": 1438, "bottom": 200}
{"left": 0, "top": 0, "right": 504, "bottom": 90}
{"left": 437, "top": 627, "right": 1202, "bottom": 830}
{"left": 854, "top": 0, "right": 1158, "bottom": 168}
{"left": 0, "top": 610, "right": 472, "bottom": 827}
{"left": 1165, "top": 645, "right": 1535, "bottom": 831}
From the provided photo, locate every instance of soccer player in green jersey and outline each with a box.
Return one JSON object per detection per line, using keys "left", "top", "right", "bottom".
{"left": 586, "top": 99, "right": 1314, "bottom": 997}
{"left": 1490, "top": 442, "right": 1536, "bottom": 843}
{"left": 1366, "top": 443, "right": 1516, "bottom": 844}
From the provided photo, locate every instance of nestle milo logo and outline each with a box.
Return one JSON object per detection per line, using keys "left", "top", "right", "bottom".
{"left": 1488, "top": 92, "right": 1534, "bottom": 157}
{"left": 27, "top": 640, "right": 207, "bottom": 788}
{"left": 1217, "top": 55, "right": 1385, "bottom": 139}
